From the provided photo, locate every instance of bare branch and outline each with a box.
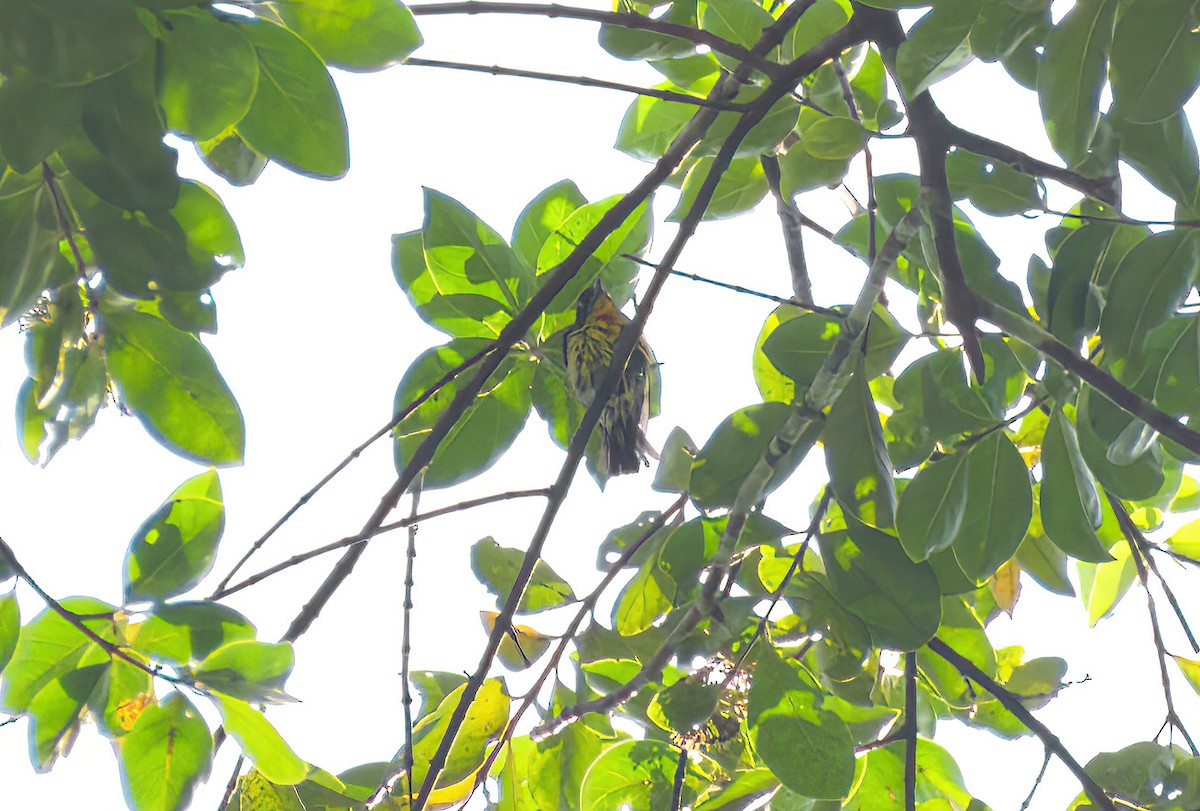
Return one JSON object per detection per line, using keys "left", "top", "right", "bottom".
{"left": 904, "top": 651, "right": 917, "bottom": 811}
{"left": 211, "top": 343, "right": 495, "bottom": 594}
{"left": 405, "top": 57, "right": 746, "bottom": 110}
{"left": 1020, "top": 748, "right": 1052, "bottom": 811}
{"left": 401, "top": 476, "right": 423, "bottom": 802}
{"left": 408, "top": 2, "right": 783, "bottom": 78}
{"left": 212, "top": 488, "right": 550, "bottom": 599}
{"left": 928, "top": 636, "right": 1116, "bottom": 811}
{"left": 1110, "top": 495, "right": 1200, "bottom": 755}
{"left": 0, "top": 537, "right": 190, "bottom": 688}
{"left": 760, "top": 155, "right": 812, "bottom": 304}
{"left": 948, "top": 129, "right": 1119, "bottom": 205}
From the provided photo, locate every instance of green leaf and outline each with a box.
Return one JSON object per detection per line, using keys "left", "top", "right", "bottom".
{"left": 824, "top": 367, "right": 896, "bottom": 528}
{"left": 1100, "top": 229, "right": 1199, "bottom": 363}
{"left": 160, "top": 9, "right": 259, "bottom": 141}
{"left": 1109, "top": 0, "right": 1200, "bottom": 125}
{"left": 614, "top": 556, "right": 675, "bottom": 636}
{"left": 1036, "top": 0, "right": 1117, "bottom": 164}
{"left": 696, "top": 88, "right": 800, "bottom": 158}
{"left": 212, "top": 691, "right": 308, "bottom": 785}
{"left": 897, "top": 450, "right": 970, "bottom": 562}
{"left": 58, "top": 58, "right": 180, "bottom": 212}
{"left": 0, "top": 596, "right": 115, "bottom": 715}
{"left": 845, "top": 740, "right": 977, "bottom": 810}
{"left": 511, "top": 180, "right": 587, "bottom": 272}
{"left": 534, "top": 194, "right": 652, "bottom": 333}
{"left": 652, "top": 426, "right": 698, "bottom": 493}
{"left": 237, "top": 18, "right": 349, "bottom": 178}
{"left": 1114, "top": 112, "right": 1200, "bottom": 211}
{"left": 0, "top": 74, "right": 82, "bottom": 173}
{"left": 119, "top": 693, "right": 213, "bottom": 811}
{"left": 26, "top": 659, "right": 109, "bottom": 769}
{"left": 778, "top": 141, "right": 853, "bottom": 196}
{"left": 123, "top": 469, "right": 225, "bottom": 603}
{"left": 782, "top": 0, "right": 852, "bottom": 62}
{"left": 1085, "top": 742, "right": 1180, "bottom": 807}
{"left": 470, "top": 537, "right": 576, "bottom": 614}
{"left": 195, "top": 640, "right": 294, "bottom": 704}
{"left": 173, "top": 180, "right": 245, "bottom": 269}
{"left": 0, "top": 589, "right": 18, "bottom": 675}
{"left": 0, "top": 0, "right": 150, "bottom": 86}
{"left": 818, "top": 518, "right": 942, "bottom": 651}
{"left": 690, "top": 402, "right": 820, "bottom": 510}
{"left": 801, "top": 116, "right": 868, "bottom": 161}
{"left": 668, "top": 155, "right": 768, "bottom": 222}
{"left": 951, "top": 431, "right": 1033, "bottom": 581}
{"left": 895, "top": 0, "right": 983, "bottom": 98}
{"left": 945, "top": 148, "right": 1043, "bottom": 215}
{"left": 580, "top": 739, "right": 721, "bottom": 810}
{"left": 599, "top": 1, "right": 696, "bottom": 61}
{"left": 408, "top": 679, "right": 509, "bottom": 792}
{"left": 131, "top": 602, "right": 256, "bottom": 666}
{"left": 649, "top": 678, "right": 720, "bottom": 733}
{"left": 1045, "top": 222, "right": 1144, "bottom": 347}
{"left": 699, "top": 0, "right": 773, "bottom": 51}
{"left": 1077, "top": 541, "right": 1136, "bottom": 626}
{"left": 615, "top": 93, "right": 695, "bottom": 162}
{"left": 1040, "top": 409, "right": 1113, "bottom": 563}
{"left": 103, "top": 308, "right": 245, "bottom": 465}
{"left": 393, "top": 339, "right": 533, "bottom": 488}
{"left": 393, "top": 230, "right": 509, "bottom": 339}
{"left": 196, "top": 128, "right": 268, "bottom": 187}
{"left": 275, "top": 0, "right": 422, "bottom": 71}
{"left": 1076, "top": 382, "right": 1165, "bottom": 500}
{"left": 0, "top": 185, "right": 74, "bottom": 327}
{"left": 423, "top": 188, "right": 533, "bottom": 324}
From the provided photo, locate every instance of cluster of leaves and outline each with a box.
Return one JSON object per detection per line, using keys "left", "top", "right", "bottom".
{"left": 2, "top": 0, "right": 1200, "bottom": 809}
{"left": 0, "top": 0, "right": 420, "bottom": 465}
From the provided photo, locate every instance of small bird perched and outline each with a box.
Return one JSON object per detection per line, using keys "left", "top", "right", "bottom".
{"left": 563, "top": 281, "right": 656, "bottom": 478}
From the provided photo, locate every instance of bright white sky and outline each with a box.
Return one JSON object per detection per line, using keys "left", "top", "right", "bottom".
{"left": 2, "top": 4, "right": 1199, "bottom": 809}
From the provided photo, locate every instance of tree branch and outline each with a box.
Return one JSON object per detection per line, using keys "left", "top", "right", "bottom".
{"left": 927, "top": 637, "right": 1116, "bottom": 811}
{"left": 405, "top": 57, "right": 747, "bottom": 110}
{"left": 408, "top": 1, "right": 782, "bottom": 78}
{"left": 948, "top": 128, "right": 1118, "bottom": 206}
{"left": 1109, "top": 495, "right": 1200, "bottom": 755}
{"left": 904, "top": 651, "right": 917, "bottom": 811}
{"left": 0, "top": 537, "right": 190, "bottom": 688}
{"left": 211, "top": 488, "right": 551, "bottom": 599}
{"left": 211, "top": 343, "right": 495, "bottom": 594}
{"left": 400, "top": 477, "right": 423, "bottom": 802}
{"left": 413, "top": 8, "right": 862, "bottom": 804}
{"left": 761, "top": 154, "right": 812, "bottom": 304}
{"left": 976, "top": 300, "right": 1200, "bottom": 457}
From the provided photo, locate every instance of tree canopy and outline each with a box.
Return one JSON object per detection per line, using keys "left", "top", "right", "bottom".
{"left": 1, "top": 0, "right": 1200, "bottom": 809}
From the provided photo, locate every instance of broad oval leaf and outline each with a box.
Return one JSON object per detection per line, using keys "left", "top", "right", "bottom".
{"left": 0, "top": 0, "right": 150, "bottom": 86}
{"left": 119, "top": 693, "right": 213, "bottom": 811}
{"left": 511, "top": 179, "right": 587, "bottom": 272}
{"left": 580, "top": 739, "right": 722, "bottom": 810}
{"left": 123, "top": 469, "right": 225, "bottom": 603}
{"left": 1040, "top": 409, "right": 1113, "bottom": 563}
{"left": 275, "top": 0, "right": 423, "bottom": 71}
{"left": 470, "top": 537, "right": 576, "bottom": 614}
{"left": 212, "top": 691, "right": 308, "bottom": 785}
{"left": 194, "top": 639, "right": 294, "bottom": 704}
{"left": 896, "top": 0, "right": 983, "bottom": 98}
{"left": 896, "top": 450, "right": 970, "bottom": 563}
{"left": 237, "top": 18, "right": 349, "bottom": 178}
{"left": 1109, "top": 0, "right": 1200, "bottom": 125}
{"left": 160, "top": 9, "right": 259, "bottom": 141}
{"left": 824, "top": 367, "right": 897, "bottom": 529}
{"left": 103, "top": 308, "right": 246, "bottom": 465}
{"left": 951, "top": 431, "right": 1033, "bottom": 582}
{"left": 131, "top": 602, "right": 256, "bottom": 666}
{"left": 1036, "top": 0, "right": 1117, "bottom": 164}
{"left": 393, "top": 339, "right": 533, "bottom": 488}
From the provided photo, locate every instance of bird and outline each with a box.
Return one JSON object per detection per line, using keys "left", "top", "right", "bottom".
{"left": 563, "top": 280, "right": 656, "bottom": 479}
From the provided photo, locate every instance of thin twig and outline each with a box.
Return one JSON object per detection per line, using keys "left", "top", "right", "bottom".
{"left": 401, "top": 475, "right": 423, "bottom": 802}
{"left": 1035, "top": 207, "right": 1200, "bottom": 229}
{"left": 1142, "top": 548, "right": 1200, "bottom": 654}
{"left": 622, "top": 254, "right": 839, "bottom": 315}
{"left": 212, "top": 488, "right": 551, "bottom": 599}
{"left": 217, "top": 755, "right": 244, "bottom": 811}
{"left": 904, "top": 651, "right": 917, "bottom": 811}
{"left": 1110, "top": 495, "right": 1200, "bottom": 755}
{"left": 41, "top": 163, "right": 87, "bottom": 278}
{"left": 408, "top": 1, "right": 783, "bottom": 78}
{"left": 405, "top": 57, "right": 746, "bottom": 110}
{"left": 760, "top": 155, "right": 813, "bottom": 304}
{"left": 928, "top": 636, "right": 1116, "bottom": 810}
{"left": 832, "top": 56, "right": 877, "bottom": 265}
{"left": 0, "top": 537, "right": 189, "bottom": 687}
{"left": 671, "top": 746, "right": 689, "bottom": 810}
{"left": 1019, "top": 748, "right": 1052, "bottom": 811}
{"left": 211, "top": 343, "right": 495, "bottom": 594}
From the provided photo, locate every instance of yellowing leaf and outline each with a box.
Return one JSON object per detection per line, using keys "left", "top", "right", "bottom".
{"left": 990, "top": 559, "right": 1021, "bottom": 617}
